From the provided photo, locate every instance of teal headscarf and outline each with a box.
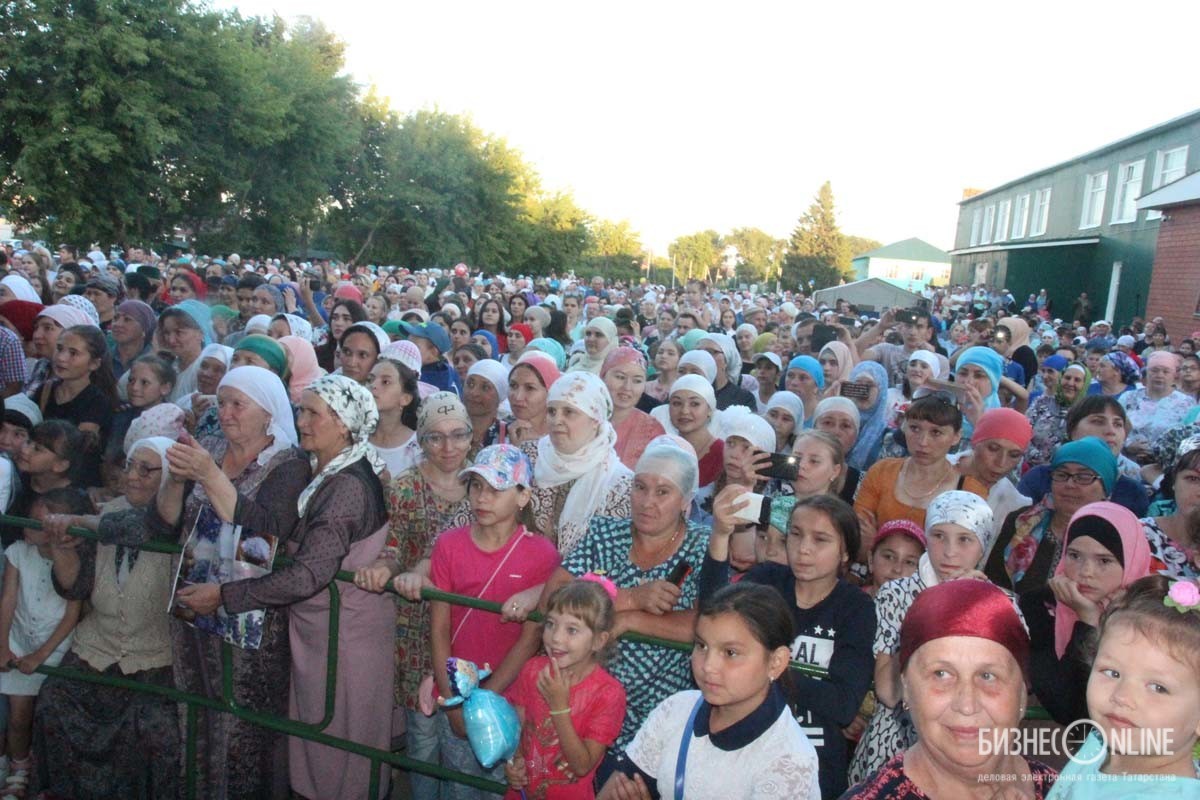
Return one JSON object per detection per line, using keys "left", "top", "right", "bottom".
{"left": 1051, "top": 436, "right": 1117, "bottom": 495}
{"left": 677, "top": 329, "right": 706, "bottom": 353}
{"left": 172, "top": 299, "right": 213, "bottom": 345}
{"left": 235, "top": 334, "right": 289, "bottom": 379}
{"left": 527, "top": 337, "right": 566, "bottom": 369}
{"left": 954, "top": 345, "right": 1004, "bottom": 438}
{"left": 769, "top": 495, "right": 796, "bottom": 534}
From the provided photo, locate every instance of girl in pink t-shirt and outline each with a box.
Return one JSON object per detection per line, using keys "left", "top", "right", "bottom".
{"left": 504, "top": 576, "right": 626, "bottom": 800}
{"left": 429, "top": 444, "right": 560, "bottom": 789}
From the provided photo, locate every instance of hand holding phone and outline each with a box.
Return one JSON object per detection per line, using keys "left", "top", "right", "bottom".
{"left": 762, "top": 452, "right": 800, "bottom": 482}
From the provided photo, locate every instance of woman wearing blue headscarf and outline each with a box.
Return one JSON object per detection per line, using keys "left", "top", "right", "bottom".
{"left": 159, "top": 299, "right": 213, "bottom": 402}
{"left": 785, "top": 355, "right": 825, "bottom": 426}
{"left": 953, "top": 345, "right": 1005, "bottom": 441}
{"left": 526, "top": 337, "right": 566, "bottom": 370}
{"left": 471, "top": 329, "right": 500, "bottom": 360}
{"left": 845, "top": 360, "right": 890, "bottom": 471}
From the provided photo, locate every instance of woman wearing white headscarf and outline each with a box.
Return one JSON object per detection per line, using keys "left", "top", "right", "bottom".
{"left": 676, "top": 349, "right": 718, "bottom": 383}
{"left": 0, "top": 274, "right": 41, "bottom": 303}
{"left": 517, "top": 435, "right": 710, "bottom": 762}
{"left": 566, "top": 317, "right": 618, "bottom": 374}
{"left": 269, "top": 312, "right": 314, "bottom": 344}
{"left": 106, "top": 365, "right": 308, "bottom": 799}
{"left": 848, "top": 490, "right": 1017, "bottom": 784}
{"left": 37, "top": 436, "right": 182, "bottom": 798}
{"left": 650, "top": 375, "right": 724, "bottom": 515}
{"left": 522, "top": 371, "right": 633, "bottom": 555}
{"left": 698, "top": 332, "right": 757, "bottom": 409}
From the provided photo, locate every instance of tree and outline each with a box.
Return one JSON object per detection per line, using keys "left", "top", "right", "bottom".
{"left": 724, "top": 227, "right": 786, "bottom": 284}
{"left": 783, "top": 181, "right": 852, "bottom": 292}
{"left": 844, "top": 234, "right": 883, "bottom": 261}
{"left": 669, "top": 230, "right": 722, "bottom": 283}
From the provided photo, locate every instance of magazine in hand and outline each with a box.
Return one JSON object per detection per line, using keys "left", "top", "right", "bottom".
{"left": 169, "top": 503, "right": 278, "bottom": 649}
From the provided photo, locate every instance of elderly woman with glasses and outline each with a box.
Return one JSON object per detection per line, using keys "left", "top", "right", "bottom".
{"left": 351, "top": 392, "right": 475, "bottom": 799}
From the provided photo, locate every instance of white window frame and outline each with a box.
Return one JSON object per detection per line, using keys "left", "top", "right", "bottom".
{"left": 1030, "top": 188, "right": 1051, "bottom": 236}
{"left": 994, "top": 199, "right": 1011, "bottom": 243}
{"left": 981, "top": 204, "right": 996, "bottom": 245}
{"left": 1079, "top": 171, "right": 1108, "bottom": 230}
{"left": 1148, "top": 146, "right": 1189, "bottom": 220}
{"left": 970, "top": 207, "right": 983, "bottom": 247}
{"left": 1011, "top": 193, "right": 1030, "bottom": 239}
{"left": 1110, "top": 159, "right": 1144, "bottom": 224}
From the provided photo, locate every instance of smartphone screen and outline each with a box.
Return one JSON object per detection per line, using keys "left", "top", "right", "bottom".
{"left": 763, "top": 452, "right": 799, "bottom": 482}
{"left": 839, "top": 382, "right": 871, "bottom": 400}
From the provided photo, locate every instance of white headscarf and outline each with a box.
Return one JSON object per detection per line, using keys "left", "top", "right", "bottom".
{"left": 765, "top": 391, "right": 806, "bottom": 428}
{"left": 1, "top": 275, "right": 39, "bottom": 302}
{"left": 245, "top": 314, "right": 272, "bottom": 335}
{"left": 718, "top": 405, "right": 776, "bottom": 452}
{"left": 635, "top": 434, "right": 700, "bottom": 499}
{"left": 217, "top": 366, "right": 298, "bottom": 463}
{"left": 467, "top": 359, "right": 510, "bottom": 403}
{"left": 199, "top": 343, "right": 234, "bottom": 369}
{"left": 566, "top": 317, "right": 617, "bottom": 374}
{"left": 917, "top": 490, "right": 995, "bottom": 587}
{"left": 297, "top": 374, "right": 384, "bottom": 515}
{"left": 651, "top": 374, "right": 720, "bottom": 437}
{"left": 534, "top": 371, "right": 631, "bottom": 554}
{"left": 699, "top": 332, "right": 740, "bottom": 385}
{"left": 677, "top": 350, "right": 718, "bottom": 383}
{"left": 274, "top": 313, "right": 314, "bottom": 343}
{"left": 908, "top": 350, "right": 943, "bottom": 379}
{"left": 129, "top": 436, "right": 176, "bottom": 491}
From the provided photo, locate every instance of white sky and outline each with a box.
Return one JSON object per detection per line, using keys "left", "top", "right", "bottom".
{"left": 219, "top": 0, "right": 1200, "bottom": 254}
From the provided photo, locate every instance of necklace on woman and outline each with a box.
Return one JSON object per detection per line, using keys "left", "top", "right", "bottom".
{"left": 901, "top": 459, "right": 952, "bottom": 501}
{"left": 631, "top": 521, "right": 683, "bottom": 568}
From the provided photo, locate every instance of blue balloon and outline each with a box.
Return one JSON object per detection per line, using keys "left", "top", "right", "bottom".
{"left": 440, "top": 657, "right": 520, "bottom": 769}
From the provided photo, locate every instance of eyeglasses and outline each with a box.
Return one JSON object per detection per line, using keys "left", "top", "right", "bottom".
{"left": 911, "top": 387, "right": 960, "bottom": 407}
{"left": 1049, "top": 470, "right": 1101, "bottom": 486}
{"left": 420, "top": 430, "right": 472, "bottom": 448}
{"left": 123, "top": 461, "right": 163, "bottom": 479}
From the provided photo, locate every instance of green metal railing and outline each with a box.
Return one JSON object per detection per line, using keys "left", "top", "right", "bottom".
{"left": 4, "top": 511, "right": 1051, "bottom": 799}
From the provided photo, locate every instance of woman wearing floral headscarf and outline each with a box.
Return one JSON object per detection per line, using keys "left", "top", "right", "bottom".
{"left": 848, "top": 491, "right": 1002, "bottom": 783}
{"left": 352, "top": 392, "right": 475, "bottom": 798}
{"left": 602, "top": 347, "right": 665, "bottom": 469}
{"left": 1089, "top": 350, "right": 1139, "bottom": 399}
{"left": 522, "top": 371, "right": 633, "bottom": 555}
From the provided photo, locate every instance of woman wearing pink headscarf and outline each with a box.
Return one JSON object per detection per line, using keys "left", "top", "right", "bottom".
{"left": 1119, "top": 350, "right": 1193, "bottom": 460}
{"left": 1021, "top": 501, "right": 1151, "bottom": 725}
{"left": 601, "top": 347, "right": 665, "bottom": 470}
{"left": 278, "top": 335, "right": 325, "bottom": 403}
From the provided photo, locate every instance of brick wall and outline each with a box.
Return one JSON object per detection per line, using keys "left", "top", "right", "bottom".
{"left": 1145, "top": 205, "right": 1200, "bottom": 339}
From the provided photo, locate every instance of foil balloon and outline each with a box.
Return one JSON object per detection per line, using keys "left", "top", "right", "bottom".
{"left": 439, "top": 657, "right": 520, "bottom": 768}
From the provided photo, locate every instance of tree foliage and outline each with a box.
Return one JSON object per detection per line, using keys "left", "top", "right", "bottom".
{"left": 783, "top": 181, "right": 853, "bottom": 292}
{"left": 724, "top": 227, "right": 786, "bottom": 284}
{"left": 844, "top": 234, "right": 883, "bottom": 260}
{"left": 669, "top": 230, "right": 722, "bottom": 283}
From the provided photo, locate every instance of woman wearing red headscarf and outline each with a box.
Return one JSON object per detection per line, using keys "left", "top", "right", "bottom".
{"left": 844, "top": 580, "right": 1058, "bottom": 798}
{"left": 1020, "top": 502, "right": 1151, "bottom": 726}
{"left": 602, "top": 347, "right": 664, "bottom": 470}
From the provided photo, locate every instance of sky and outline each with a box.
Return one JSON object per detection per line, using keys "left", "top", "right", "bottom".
{"left": 218, "top": 0, "right": 1200, "bottom": 255}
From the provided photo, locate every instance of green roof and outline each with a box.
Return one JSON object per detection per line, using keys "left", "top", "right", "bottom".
{"left": 853, "top": 237, "right": 949, "bottom": 263}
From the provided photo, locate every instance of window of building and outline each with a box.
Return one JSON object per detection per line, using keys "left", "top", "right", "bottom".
{"left": 1149, "top": 146, "right": 1189, "bottom": 220}
{"left": 885, "top": 264, "right": 900, "bottom": 279}
{"left": 982, "top": 205, "right": 996, "bottom": 244}
{"left": 1030, "top": 188, "right": 1051, "bottom": 236}
{"left": 1080, "top": 171, "right": 1108, "bottom": 229}
{"left": 1110, "top": 160, "right": 1144, "bottom": 224}
{"left": 911, "top": 267, "right": 925, "bottom": 281}
{"left": 994, "top": 199, "right": 1011, "bottom": 243}
{"left": 1011, "top": 193, "right": 1030, "bottom": 239}
{"left": 969, "top": 207, "right": 983, "bottom": 246}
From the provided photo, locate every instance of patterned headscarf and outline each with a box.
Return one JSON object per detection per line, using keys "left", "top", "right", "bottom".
{"left": 417, "top": 391, "right": 471, "bottom": 434}
{"left": 123, "top": 402, "right": 186, "bottom": 456}
{"left": 1102, "top": 351, "right": 1140, "bottom": 387}
{"left": 918, "top": 490, "right": 996, "bottom": 587}
{"left": 59, "top": 294, "right": 101, "bottom": 327}
{"left": 600, "top": 346, "right": 648, "bottom": 379}
{"left": 273, "top": 313, "right": 314, "bottom": 343}
{"left": 296, "top": 374, "right": 384, "bottom": 515}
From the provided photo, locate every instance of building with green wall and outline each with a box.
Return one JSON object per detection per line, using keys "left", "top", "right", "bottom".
{"left": 948, "top": 109, "right": 1200, "bottom": 325}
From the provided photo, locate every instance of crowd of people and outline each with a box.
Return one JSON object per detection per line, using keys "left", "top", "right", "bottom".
{"left": 0, "top": 239, "right": 1196, "bottom": 799}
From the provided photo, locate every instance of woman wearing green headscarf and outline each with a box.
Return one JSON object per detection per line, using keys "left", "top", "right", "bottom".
{"left": 1025, "top": 360, "right": 1091, "bottom": 468}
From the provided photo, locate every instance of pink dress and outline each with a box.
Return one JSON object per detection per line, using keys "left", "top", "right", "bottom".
{"left": 287, "top": 521, "right": 394, "bottom": 800}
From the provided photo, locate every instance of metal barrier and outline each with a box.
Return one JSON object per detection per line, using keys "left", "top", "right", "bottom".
{"left": 2, "top": 512, "right": 1051, "bottom": 799}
